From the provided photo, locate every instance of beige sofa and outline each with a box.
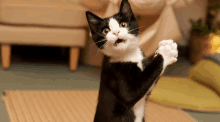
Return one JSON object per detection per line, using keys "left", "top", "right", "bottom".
{"left": 0, "top": 0, "right": 88, "bottom": 71}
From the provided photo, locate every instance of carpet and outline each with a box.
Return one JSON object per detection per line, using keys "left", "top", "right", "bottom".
{"left": 1, "top": 90, "right": 197, "bottom": 122}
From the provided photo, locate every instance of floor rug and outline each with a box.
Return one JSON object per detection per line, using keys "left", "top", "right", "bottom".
{"left": 1, "top": 90, "right": 198, "bottom": 122}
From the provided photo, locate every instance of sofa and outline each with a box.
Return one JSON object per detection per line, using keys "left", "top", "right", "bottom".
{"left": 0, "top": 0, "right": 88, "bottom": 71}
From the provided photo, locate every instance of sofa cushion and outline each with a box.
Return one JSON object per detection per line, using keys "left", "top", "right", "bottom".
{"left": 188, "top": 60, "right": 220, "bottom": 95}
{"left": 149, "top": 76, "right": 220, "bottom": 112}
{"left": 0, "top": 24, "right": 86, "bottom": 47}
{"left": 0, "top": 0, "right": 88, "bottom": 27}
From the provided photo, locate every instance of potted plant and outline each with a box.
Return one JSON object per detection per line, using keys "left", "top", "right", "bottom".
{"left": 188, "top": 18, "right": 216, "bottom": 64}
{"left": 188, "top": 0, "right": 220, "bottom": 64}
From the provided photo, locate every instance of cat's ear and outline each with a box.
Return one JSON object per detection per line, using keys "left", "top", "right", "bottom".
{"left": 86, "top": 11, "right": 103, "bottom": 31}
{"left": 119, "top": 0, "right": 134, "bottom": 20}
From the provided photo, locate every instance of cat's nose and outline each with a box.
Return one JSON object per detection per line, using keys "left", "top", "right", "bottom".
{"left": 113, "top": 30, "right": 120, "bottom": 36}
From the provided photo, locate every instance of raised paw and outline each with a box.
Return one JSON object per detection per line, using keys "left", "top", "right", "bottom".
{"left": 156, "top": 39, "right": 178, "bottom": 68}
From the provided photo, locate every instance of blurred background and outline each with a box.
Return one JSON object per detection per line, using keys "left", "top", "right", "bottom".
{"left": 0, "top": 0, "right": 220, "bottom": 122}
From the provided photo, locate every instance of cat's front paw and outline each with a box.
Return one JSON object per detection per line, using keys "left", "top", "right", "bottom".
{"left": 156, "top": 39, "right": 178, "bottom": 67}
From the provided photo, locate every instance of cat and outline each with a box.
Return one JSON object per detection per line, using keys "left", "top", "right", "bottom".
{"left": 85, "top": 0, "right": 178, "bottom": 122}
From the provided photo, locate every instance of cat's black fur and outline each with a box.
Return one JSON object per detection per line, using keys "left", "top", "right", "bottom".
{"left": 94, "top": 54, "right": 163, "bottom": 122}
{"left": 86, "top": 0, "right": 164, "bottom": 122}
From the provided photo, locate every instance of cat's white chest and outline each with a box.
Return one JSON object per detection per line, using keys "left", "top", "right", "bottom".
{"left": 109, "top": 48, "right": 144, "bottom": 71}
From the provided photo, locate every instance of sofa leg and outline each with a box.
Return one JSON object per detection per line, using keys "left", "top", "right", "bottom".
{"left": 70, "top": 47, "right": 79, "bottom": 72}
{"left": 1, "top": 44, "right": 11, "bottom": 70}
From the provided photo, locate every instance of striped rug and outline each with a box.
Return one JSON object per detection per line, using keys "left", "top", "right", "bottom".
{"left": 1, "top": 90, "right": 198, "bottom": 122}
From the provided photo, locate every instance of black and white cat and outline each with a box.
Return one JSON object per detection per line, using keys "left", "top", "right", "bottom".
{"left": 86, "top": 0, "right": 178, "bottom": 122}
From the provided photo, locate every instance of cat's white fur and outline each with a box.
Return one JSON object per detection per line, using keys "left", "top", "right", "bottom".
{"left": 157, "top": 39, "right": 178, "bottom": 74}
{"left": 110, "top": 47, "right": 144, "bottom": 71}
{"left": 101, "top": 18, "right": 140, "bottom": 62}
{"left": 101, "top": 18, "right": 178, "bottom": 122}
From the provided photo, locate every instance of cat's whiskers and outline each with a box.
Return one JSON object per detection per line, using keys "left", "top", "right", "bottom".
{"left": 90, "top": 39, "right": 107, "bottom": 46}
{"left": 96, "top": 41, "right": 108, "bottom": 56}
{"left": 128, "top": 26, "right": 145, "bottom": 32}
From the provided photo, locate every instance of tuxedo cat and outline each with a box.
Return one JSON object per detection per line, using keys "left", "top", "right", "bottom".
{"left": 85, "top": 0, "right": 178, "bottom": 122}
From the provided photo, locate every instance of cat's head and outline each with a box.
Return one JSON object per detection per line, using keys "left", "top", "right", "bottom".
{"left": 86, "top": 0, "right": 139, "bottom": 57}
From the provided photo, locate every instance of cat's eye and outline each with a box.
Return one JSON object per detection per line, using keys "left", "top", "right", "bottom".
{"left": 103, "top": 28, "right": 110, "bottom": 35}
{"left": 120, "top": 22, "right": 128, "bottom": 27}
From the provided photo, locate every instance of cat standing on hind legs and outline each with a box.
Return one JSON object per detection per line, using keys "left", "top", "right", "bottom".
{"left": 85, "top": 0, "right": 178, "bottom": 122}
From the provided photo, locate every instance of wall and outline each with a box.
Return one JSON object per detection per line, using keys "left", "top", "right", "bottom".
{"left": 173, "top": 0, "right": 208, "bottom": 46}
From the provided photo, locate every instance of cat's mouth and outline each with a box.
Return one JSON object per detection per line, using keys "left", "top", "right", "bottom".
{"left": 114, "top": 39, "right": 126, "bottom": 45}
